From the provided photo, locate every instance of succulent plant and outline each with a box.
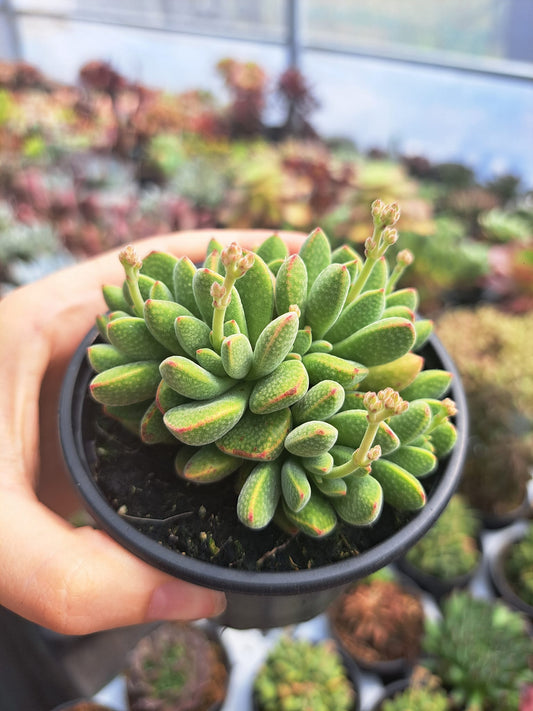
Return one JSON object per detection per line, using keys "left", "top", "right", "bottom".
{"left": 379, "top": 666, "right": 452, "bottom": 711}
{"left": 253, "top": 635, "right": 356, "bottom": 711}
{"left": 405, "top": 494, "right": 481, "bottom": 579}
{"left": 88, "top": 200, "right": 458, "bottom": 537}
{"left": 423, "top": 591, "right": 533, "bottom": 711}
{"left": 505, "top": 523, "right": 533, "bottom": 607}
{"left": 125, "top": 622, "right": 228, "bottom": 711}
{"left": 330, "top": 572, "right": 425, "bottom": 664}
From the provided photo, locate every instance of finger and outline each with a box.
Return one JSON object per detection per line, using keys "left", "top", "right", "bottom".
{"left": 0, "top": 490, "right": 226, "bottom": 635}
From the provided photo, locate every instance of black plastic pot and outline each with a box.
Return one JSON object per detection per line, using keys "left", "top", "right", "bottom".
{"left": 60, "top": 330, "right": 468, "bottom": 630}
{"left": 488, "top": 528, "right": 533, "bottom": 622}
{"left": 479, "top": 492, "right": 532, "bottom": 530}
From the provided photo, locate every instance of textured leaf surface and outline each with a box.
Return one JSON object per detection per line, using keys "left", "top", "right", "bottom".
{"left": 388, "top": 399, "right": 432, "bottom": 444}
{"left": 284, "top": 420, "right": 338, "bottom": 457}
{"left": 216, "top": 408, "right": 291, "bottom": 461}
{"left": 144, "top": 299, "right": 191, "bottom": 354}
{"left": 195, "top": 348, "right": 226, "bottom": 377}
{"left": 87, "top": 343, "right": 133, "bottom": 372}
{"left": 325, "top": 288, "right": 385, "bottom": 343}
{"left": 180, "top": 444, "right": 241, "bottom": 483}
{"left": 163, "top": 383, "right": 250, "bottom": 446}
{"left": 413, "top": 319, "right": 434, "bottom": 350}
{"left": 249, "top": 359, "right": 308, "bottom": 414}
{"left": 334, "top": 474, "right": 383, "bottom": 525}
{"left": 249, "top": 311, "right": 299, "bottom": 379}
{"left": 107, "top": 317, "right": 170, "bottom": 360}
{"left": 90, "top": 361, "right": 161, "bottom": 406}
{"left": 255, "top": 233, "right": 289, "bottom": 263}
{"left": 299, "top": 227, "right": 331, "bottom": 293}
{"left": 363, "top": 256, "right": 388, "bottom": 291}
{"left": 281, "top": 458, "right": 311, "bottom": 512}
{"left": 275, "top": 254, "right": 308, "bottom": 325}
{"left": 140, "top": 401, "right": 175, "bottom": 444}
{"left": 149, "top": 280, "right": 174, "bottom": 302}
{"left": 313, "top": 476, "right": 347, "bottom": 498}
{"left": 430, "top": 421, "right": 457, "bottom": 458}
{"left": 360, "top": 352, "right": 423, "bottom": 393}
{"left": 221, "top": 333, "right": 253, "bottom": 379}
{"left": 301, "top": 452, "right": 334, "bottom": 476}
{"left": 235, "top": 251, "right": 275, "bottom": 346}
{"left": 305, "top": 263, "right": 350, "bottom": 339}
{"left": 155, "top": 380, "right": 187, "bottom": 413}
{"left": 192, "top": 268, "right": 248, "bottom": 336}
{"left": 141, "top": 250, "right": 179, "bottom": 291}
{"left": 292, "top": 327, "right": 313, "bottom": 356}
{"left": 385, "top": 445, "right": 438, "bottom": 478}
{"left": 237, "top": 461, "right": 281, "bottom": 529}
{"left": 331, "top": 317, "right": 416, "bottom": 366}
{"left": 291, "top": 379, "right": 345, "bottom": 425}
{"left": 160, "top": 356, "right": 234, "bottom": 400}
{"left": 283, "top": 490, "right": 337, "bottom": 537}
{"left": 302, "top": 352, "right": 368, "bottom": 388}
{"left": 173, "top": 256, "right": 201, "bottom": 317}
{"left": 371, "top": 459, "right": 427, "bottom": 511}
{"left": 102, "top": 284, "right": 133, "bottom": 314}
{"left": 386, "top": 288, "right": 419, "bottom": 310}
{"left": 400, "top": 369, "right": 453, "bottom": 400}
{"left": 103, "top": 400, "right": 152, "bottom": 434}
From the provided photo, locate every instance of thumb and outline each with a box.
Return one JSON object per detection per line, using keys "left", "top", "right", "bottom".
{"left": 0, "top": 491, "right": 226, "bottom": 634}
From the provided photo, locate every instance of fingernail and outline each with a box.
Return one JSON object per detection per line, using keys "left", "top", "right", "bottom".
{"left": 146, "top": 580, "right": 226, "bottom": 622}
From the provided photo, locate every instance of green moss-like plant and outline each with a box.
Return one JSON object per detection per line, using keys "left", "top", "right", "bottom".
{"left": 405, "top": 494, "right": 480, "bottom": 579}
{"left": 423, "top": 591, "right": 533, "bottom": 711}
{"left": 88, "top": 200, "right": 458, "bottom": 538}
{"left": 380, "top": 667, "right": 451, "bottom": 711}
{"left": 505, "top": 523, "right": 533, "bottom": 607}
{"left": 253, "top": 635, "right": 356, "bottom": 711}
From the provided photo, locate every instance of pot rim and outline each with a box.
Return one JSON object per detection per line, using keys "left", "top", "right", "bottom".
{"left": 60, "top": 328, "right": 468, "bottom": 596}
{"left": 488, "top": 529, "right": 533, "bottom": 618}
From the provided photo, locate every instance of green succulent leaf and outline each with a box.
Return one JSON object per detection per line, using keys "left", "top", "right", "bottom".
{"left": 173, "top": 256, "right": 201, "bottom": 317}
{"left": 360, "top": 352, "right": 423, "bottom": 392}
{"left": 87, "top": 343, "right": 133, "bottom": 372}
{"left": 283, "top": 490, "right": 337, "bottom": 537}
{"left": 234, "top": 251, "right": 275, "bottom": 347}
{"left": 430, "top": 421, "right": 458, "bottom": 458}
{"left": 103, "top": 400, "right": 152, "bottom": 434}
{"left": 224, "top": 319, "right": 240, "bottom": 337}
{"left": 90, "top": 361, "right": 161, "bottom": 406}
{"left": 388, "top": 399, "right": 432, "bottom": 444}
{"left": 284, "top": 420, "right": 338, "bottom": 457}
{"left": 216, "top": 408, "right": 291, "bottom": 461}
{"left": 123, "top": 273, "right": 157, "bottom": 305}
{"left": 305, "top": 263, "right": 351, "bottom": 339}
{"left": 174, "top": 315, "right": 212, "bottom": 358}
{"left": 140, "top": 400, "right": 176, "bottom": 444}
{"left": 301, "top": 452, "right": 334, "bottom": 476}
{"left": 107, "top": 317, "right": 170, "bottom": 360}
{"left": 192, "top": 267, "right": 248, "bottom": 336}
{"left": 140, "top": 250, "right": 179, "bottom": 291}
{"left": 302, "top": 352, "right": 368, "bottom": 388}
{"left": 203, "top": 248, "right": 222, "bottom": 272}
{"left": 195, "top": 348, "right": 227, "bottom": 377}
{"left": 328, "top": 409, "right": 400, "bottom": 454}
{"left": 331, "top": 317, "right": 416, "bottom": 366}
{"left": 382, "top": 305, "right": 415, "bottom": 321}
{"left": 249, "top": 311, "right": 299, "bottom": 379}
{"left": 221, "top": 332, "right": 253, "bottom": 379}
{"left": 371, "top": 459, "right": 427, "bottom": 511}
{"left": 163, "top": 382, "right": 250, "bottom": 446}
{"left": 307, "top": 340, "right": 333, "bottom": 353}
{"left": 385, "top": 287, "right": 419, "bottom": 311}
{"left": 275, "top": 253, "right": 308, "bottom": 324}
{"left": 249, "top": 359, "right": 308, "bottom": 415}
{"left": 144, "top": 299, "right": 192, "bottom": 354}
{"left": 291, "top": 379, "right": 345, "bottom": 425}
{"left": 334, "top": 474, "right": 383, "bottom": 525}
{"left": 254, "top": 233, "right": 289, "bottom": 263}
{"left": 237, "top": 461, "right": 281, "bottom": 529}
{"left": 363, "top": 255, "right": 389, "bottom": 291}
{"left": 400, "top": 369, "right": 453, "bottom": 400}
{"left": 340, "top": 390, "right": 366, "bottom": 411}
{"left": 149, "top": 280, "right": 174, "bottom": 302}
{"left": 299, "top": 227, "right": 331, "bottom": 293}
{"left": 413, "top": 319, "right": 434, "bottom": 350}
{"left": 292, "top": 327, "right": 313, "bottom": 356}
{"left": 281, "top": 458, "right": 312, "bottom": 512}
{"left": 102, "top": 284, "right": 133, "bottom": 314}
{"left": 312, "top": 475, "right": 347, "bottom": 498}
{"left": 324, "top": 288, "right": 385, "bottom": 343}
{"left": 385, "top": 445, "right": 438, "bottom": 478}
{"left": 155, "top": 379, "right": 187, "bottom": 413}
{"left": 179, "top": 444, "right": 241, "bottom": 483}
{"left": 160, "top": 355, "right": 234, "bottom": 400}
{"left": 96, "top": 314, "right": 111, "bottom": 342}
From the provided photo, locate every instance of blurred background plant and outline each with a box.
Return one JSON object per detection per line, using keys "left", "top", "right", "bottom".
{"left": 504, "top": 523, "right": 533, "bottom": 607}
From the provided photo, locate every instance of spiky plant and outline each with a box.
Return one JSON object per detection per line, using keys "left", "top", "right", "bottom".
{"left": 423, "top": 592, "right": 533, "bottom": 711}
{"left": 88, "top": 200, "right": 458, "bottom": 538}
{"left": 379, "top": 666, "right": 452, "bottom": 711}
{"left": 253, "top": 635, "right": 356, "bottom": 711}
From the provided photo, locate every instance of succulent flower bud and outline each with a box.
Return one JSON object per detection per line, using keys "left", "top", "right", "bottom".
{"left": 289, "top": 303, "right": 301, "bottom": 319}
{"left": 371, "top": 198, "right": 385, "bottom": 218}
{"left": 221, "top": 241, "right": 243, "bottom": 267}
{"left": 210, "top": 281, "right": 227, "bottom": 308}
{"left": 382, "top": 227, "right": 398, "bottom": 246}
{"left": 442, "top": 398, "right": 457, "bottom": 417}
{"left": 368, "top": 445, "right": 382, "bottom": 461}
{"left": 236, "top": 251, "right": 255, "bottom": 276}
{"left": 364, "top": 236, "right": 378, "bottom": 257}
{"left": 398, "top": 249, "right": 414, "bottom": 266}
{"left": 382, "top": 201, "right": 400, "bottom": 226}
{"left": 119, "top": 245, "right": 142, "bottom": 270}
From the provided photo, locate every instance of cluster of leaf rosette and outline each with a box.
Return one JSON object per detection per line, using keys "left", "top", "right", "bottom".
{"left": 88, "top": 200, "right": 458, "bottom": 538}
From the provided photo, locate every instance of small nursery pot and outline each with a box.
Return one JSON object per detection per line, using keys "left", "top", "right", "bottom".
{"left": 479, "top": 492, "right": 532, "bottom": 531}
{"left": 60, "top": 330, "right": 468, "bottom": 630}
{"left": 488, "top": 529, "right": 533, "bottom": 622}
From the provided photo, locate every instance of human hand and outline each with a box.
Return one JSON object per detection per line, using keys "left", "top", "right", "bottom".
{"left": 0, "top": 228, "right": 304, "bottom": 634}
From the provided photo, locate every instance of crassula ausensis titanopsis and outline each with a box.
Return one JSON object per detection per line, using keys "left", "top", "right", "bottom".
{"left": 88, "top": 200, "right": 458, "bottom": 537}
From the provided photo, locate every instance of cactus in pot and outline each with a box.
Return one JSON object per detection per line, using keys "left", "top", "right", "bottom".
{"left": 87, "top": 199, "right": 458, "bottom": 538}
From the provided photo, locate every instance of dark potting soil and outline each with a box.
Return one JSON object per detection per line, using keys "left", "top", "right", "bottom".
{"left": 86, "top": 399, "right": 435, "bottom": 573}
